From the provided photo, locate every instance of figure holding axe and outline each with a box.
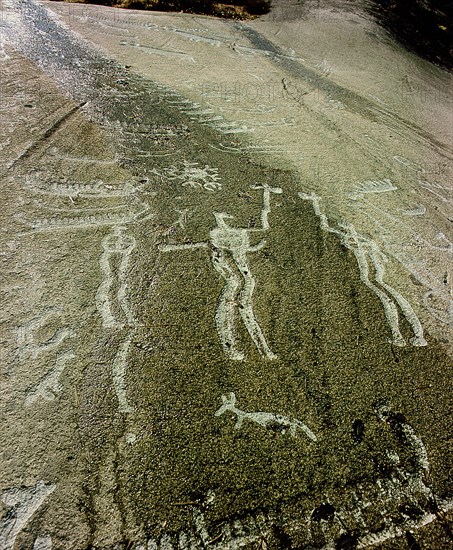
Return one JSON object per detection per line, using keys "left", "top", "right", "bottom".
{"left": 159, "top": 184, "right": 282, "bottom": 360}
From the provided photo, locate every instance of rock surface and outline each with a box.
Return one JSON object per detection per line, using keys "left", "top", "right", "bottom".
{"left": 0, "top": 0, "right": 452, "bottom": 548}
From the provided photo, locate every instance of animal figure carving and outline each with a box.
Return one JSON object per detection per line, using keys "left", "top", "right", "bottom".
{"left": 215, "top": 392, "right": 317, "bottom": 441}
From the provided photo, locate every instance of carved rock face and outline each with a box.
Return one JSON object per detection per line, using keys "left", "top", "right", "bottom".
{"left": 1, "top": 0, "right": 451, "bottom": 548}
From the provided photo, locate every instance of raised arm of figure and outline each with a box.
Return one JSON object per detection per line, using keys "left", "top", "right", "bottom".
{"left": 251, "top": 184, "right": 283, "bottom": 231}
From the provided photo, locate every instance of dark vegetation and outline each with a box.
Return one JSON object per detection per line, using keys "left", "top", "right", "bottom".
{"left": 369, "top": 0, "right": 453, "bottom": 69}
{"left": 78, "top": 0, "right": 271, "bottom": 18}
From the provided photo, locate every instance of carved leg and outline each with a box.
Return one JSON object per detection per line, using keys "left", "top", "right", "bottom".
{"left": 352, "top": 248, "right": 406, "bottom": 346}
{"left": 371, "top": 249, "right": 427, "bottom": 346}
{"left": 234, "top": 252, "right": 276, "bottom": 359}
{"left": 96, "top": 249, "right": 119, "bottom": 329}
{"left": 211, "top": 249, "right": 244, "bottom": 360}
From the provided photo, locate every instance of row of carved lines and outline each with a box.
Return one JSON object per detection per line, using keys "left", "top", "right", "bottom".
{"left": 130, "top": 491, "right": 452, "bottom": 550}
{"left": 62, "top": 10, "right": 230, "bottom": 39}
{"left": 4, "top": 475, "right": 445, "bottom": 550}
{"left": 21, "top": 174, "right": 449, "bottom": 228}
{"left": 17, "top": 180, "right": 452, "bottom": 327}
{"left": 92, "top": 84, "right": 256, "bottom": 135}
{"left": 156, "top": 88, "right": 295, "bottom": 131}
{"left": 16, "top": 179, "right": 444, "bottom": 239}
{"left": 14, "top": 501, "right": 452, "bottom": 550}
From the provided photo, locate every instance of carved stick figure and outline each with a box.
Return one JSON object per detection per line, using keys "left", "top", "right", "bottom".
{"left": 159, "top": 184, "right": 282, "bottom": 360}
{"left": 96, "top": 226, "right": 137, "bottom": 329}
{"left": 299, "top": 192, "right": 427, "bottom": 347}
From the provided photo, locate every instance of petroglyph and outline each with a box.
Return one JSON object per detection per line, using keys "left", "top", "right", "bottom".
{"left": 326, "top": 97, "right": 344, "bottom": 109}
{"left": 356, "top": 504, "right": 453, "bottom": 548}
{"left": 22, "top": 174, "right": 145, "bottom": 198}
{"left": 24, "top": 351, "right": 75, "bottom": 407}
{"left": 0, "top": 480, "right": 56, "bottom": 550}
{"left": 120, "top": 146, "right": 178, "bottom": 159}
{"left": 419, "top": 180, "right": 453, "bottom": 203}
{"left": 215, "top": 392, "right": 317, "bottom": 441}
{"left": 162, "top": 93, "right": 253, "bottom": 132}
{"left": 135, "top": 453, "right": 451, "bottom": 550}
{"left": 166, "top": 98, "right": 195, "bottom": 106}
{"left": 17, "top": 308, "right": 75, "bottom": 360}
{"left": 250, "top": 117, "right": 296, "bottom": 128}
{"left": 387, "top": 252, "right": 453, "bottom": 325}
{"left": 300, "top": 192, "right": 427, "bottom": 347}
{"left": 360, "top": 197, "right": 451, "bottom": 256}
{"left": 349, "top": 178, "right": 397, "bottom": 200}
{"left": 182, "top": 108, "right": 254, "bottom": 134}
{"left": 119, "top": 122, "right": 189, "bottom": 142}
{"left": 158, "top": 160, "right": 222, "bottom": 192}
{"left": 209, "top": 197, "right": 278, "bottom": 359}
{"left": 21, "top": 201, "right": 152, "bottom": 234}
{"left": 412, "top": 231, "right": 453, "bottom": 253}
{"left": 153, "top": 86, "right": 255, "bottom": 133}
{"left": 33, "top": 535, "right": 52, "bottom": 550}
{"left": 374, "top": 402, "right": 435, "bottom": 510}
{"left": 173, "top": 29, "right": 224, "bottom": 46}
{"left": 209, "top": 143, "right": 287, "bottom": 155}
{"left": 393, "top": 155, "right": 420, "bottom": 171}
{"left": 159, "top": 184, "right": 281, "bottom": 360}
{"left": 119, "top": 41, "right": 196, "bottom": 62}
{"left": 145, "top": 499, "right": 453, "bottom": 549}
{"left": 183, "top": 108, "right": 216, "bottom": 116}
{"left": 175, "top": 209, "right": 190, "bottom": 229}
{"left": 96, "top": 226, "right": 137, "bottom": 329}
{"left": 378, "top": 405, "right": 429, "bottom": 467}
{"left": 112, "top": 333, "right": 135, "bottom": 413}
{"left": 314, "top": 58, "right": 332, "bottom": 75}
{"left": 401, "top": 205, "right": 426, "bottom": 216}
{"left": 47, "top": 148, "right": 119, "bottom": 165}
{"left": 353, "top": 201, "right": 453, "bottom": 326}
{"left": 192, "top": 115, "right": 224, "bottom": 124}
{"left": 392, "top": 156, "right": 451, "bottom": 205}
{"left": 169, "top": 209, "right": 190, "bottom": 231}
{"left": 216, "top": 122, "right": 254, "bottom": 134}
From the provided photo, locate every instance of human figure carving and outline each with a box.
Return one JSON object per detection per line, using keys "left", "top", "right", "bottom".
{"left": 96, "top": 226, "right": 137, "bottom": 329}
{"left": 159, "top": 184, "right": 282, "bottom": 360}
{"left": 300, "top": 192, "right": 427, "bottom": 347}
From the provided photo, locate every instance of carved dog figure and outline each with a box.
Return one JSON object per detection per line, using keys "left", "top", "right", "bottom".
{"left": 215, "top": 392, "right": 317, "bottom": 441}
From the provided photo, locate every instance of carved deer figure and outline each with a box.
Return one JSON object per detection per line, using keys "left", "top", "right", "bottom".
{"left": 215, "top": 392, "right": 317, "bottom": 441}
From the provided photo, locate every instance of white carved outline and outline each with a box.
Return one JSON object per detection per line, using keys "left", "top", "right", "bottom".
{"left": 300, "top": 192, "right": 427, "bottom": 347}
{"left": 215, "top": 392, "right": 317, "bottom": 441}
{"left": 159, "top": 184, "right": 281, "bottom": 360}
